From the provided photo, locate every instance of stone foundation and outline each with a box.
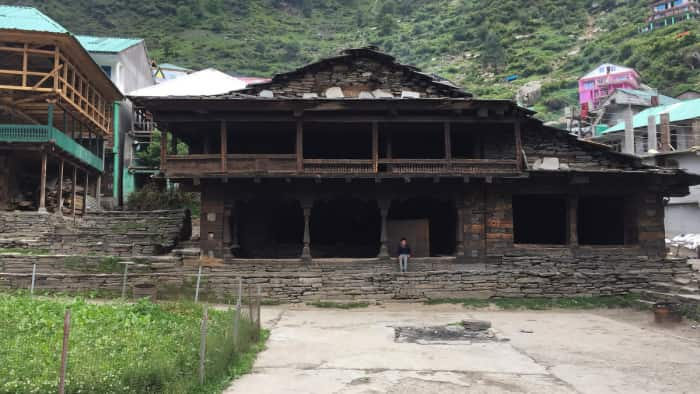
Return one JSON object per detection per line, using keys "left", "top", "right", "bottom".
{"left": 0, "top": 249, "right": 693, "bottom": 302}
{"left": 0, "top": 210, "right": 190, "bottom": 256}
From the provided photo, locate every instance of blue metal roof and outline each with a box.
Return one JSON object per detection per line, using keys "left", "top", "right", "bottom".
{"left": 0, "top": 5, "right": 68, "bottom": 33}
{"left": 76, "top": 35, "right": 143, "bottom": 53}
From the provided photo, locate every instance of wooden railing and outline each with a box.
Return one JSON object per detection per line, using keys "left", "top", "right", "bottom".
{"left": 0, "top": 43, "right": 113, "bottom": 135}
{"left": 303, "top": 159, "right": 374, "bottom": 174}
{"left": 164, "top": 155, "right": 520, "bottom": 176}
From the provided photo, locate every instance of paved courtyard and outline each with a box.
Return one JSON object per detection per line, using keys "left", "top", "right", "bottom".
{"left": 225, "top": 303, "right": 700, "bottom": 394}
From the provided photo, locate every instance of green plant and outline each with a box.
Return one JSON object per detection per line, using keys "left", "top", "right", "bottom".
{"left": 126, "top": 182, "right": 200, "bottom": 215}
{"left": 0, "top": 294, "right": 266, "bottom": 393}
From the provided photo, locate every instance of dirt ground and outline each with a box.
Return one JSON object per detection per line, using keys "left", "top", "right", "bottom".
{"left": 224, "top": 303, "right": 700, "bottom": 394}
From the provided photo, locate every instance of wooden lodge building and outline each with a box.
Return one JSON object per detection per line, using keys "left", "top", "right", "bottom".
{"left": 133, "top": 48, "right": 698, "bottom": 275}
{"left": 0, "top": 7, "right": 122, "bottom": 214}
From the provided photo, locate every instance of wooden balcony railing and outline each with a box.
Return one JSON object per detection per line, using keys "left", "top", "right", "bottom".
{"left": 164, "top": 155, "right": 520, "bottom": 177}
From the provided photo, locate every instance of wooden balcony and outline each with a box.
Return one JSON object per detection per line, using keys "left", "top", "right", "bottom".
{"left": 163, "top": 154, "right": 520, "bottom": 177}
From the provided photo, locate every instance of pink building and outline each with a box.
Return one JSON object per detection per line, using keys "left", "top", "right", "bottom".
{"left": 578, "top": 64, "right": 641, "bottom": 111}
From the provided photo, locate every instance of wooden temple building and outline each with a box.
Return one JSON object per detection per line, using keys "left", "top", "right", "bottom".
{"left": 0, "top": 7, "right": 122, "bottom": 213}
{"left": 132, "top": 47, "right": 698, "bottom": 265}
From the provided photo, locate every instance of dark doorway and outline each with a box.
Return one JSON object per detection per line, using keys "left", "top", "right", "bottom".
{"left": 388, "top": 198, "right": 456, "bottom": 256}
{"left": 236, "top": 199, "right": 303, "bottom": 258}
{"left": 309, "top": 199, "right": 380, "bottom": 258}
{"left": 577, "top": 196, "right": 628, "bottom": 245}
{"left": 512, "top": 195, "right": 567, "bottom": 244}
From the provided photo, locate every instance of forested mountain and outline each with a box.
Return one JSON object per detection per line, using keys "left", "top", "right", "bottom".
{"left": 8, "top": 0, "right": 700, "bottom": 123}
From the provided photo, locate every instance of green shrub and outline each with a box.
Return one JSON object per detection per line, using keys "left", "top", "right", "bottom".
{"left": 126, "top": 183, "right": 200, "bottom": 216}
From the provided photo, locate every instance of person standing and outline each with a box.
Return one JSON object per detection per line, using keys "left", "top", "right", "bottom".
{"left": 397, "top": 238, "right": 412, "bottom": 273}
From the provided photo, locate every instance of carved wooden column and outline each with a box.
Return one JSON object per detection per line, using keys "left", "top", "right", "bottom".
{"left": 38, "top": 150, "right": 47, "bottom": 213}
{"left": 377, "top": 200, "right": 391, "bottom": 259}
{"left": 301, "top": 199, "right": 313, "bottom": 261}
{"left": 455, "top": 198, "right": 466, "bottom": 258}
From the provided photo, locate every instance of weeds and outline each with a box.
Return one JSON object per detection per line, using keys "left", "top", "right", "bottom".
{"left": 308, "top": 300, "right": 370, "bottom": 309}
{"left": 425, "top": 294, "right": 643, "bottom": 310}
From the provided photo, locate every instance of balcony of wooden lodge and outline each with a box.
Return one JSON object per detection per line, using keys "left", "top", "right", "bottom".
{"left": 160, "top": 119, "right": 523, "bottom": 179}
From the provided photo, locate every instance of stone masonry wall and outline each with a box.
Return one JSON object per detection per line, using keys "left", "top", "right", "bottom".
{"left": 0, "top": 252, "right": 692, "bottom": 302}
{"left": 0, "top": 210, "right": 189, "bottom": 256}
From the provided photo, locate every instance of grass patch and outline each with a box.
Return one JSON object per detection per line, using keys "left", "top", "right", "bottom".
{"left": 308, "top": 300, "right": 370, "bottom": 309}
{"left": 425, "top": 294, "right": 642, "bottom": 310}
{"left": 0, "top": 248, "right": 50, "bottom": 255}
{"left": 0, "top": 293, "right": 266, "bottom": 393}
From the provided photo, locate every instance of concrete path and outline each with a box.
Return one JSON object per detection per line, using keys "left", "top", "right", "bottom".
{"left": 224, "top": 303, "right": 700, "bottom": 394}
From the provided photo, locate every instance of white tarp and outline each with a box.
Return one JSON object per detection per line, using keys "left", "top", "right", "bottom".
{"left": 128, "top": 68, "right": 248, "bottom": 97}
{"left": 668, "top": 233, "right": 700, "bottom": 250}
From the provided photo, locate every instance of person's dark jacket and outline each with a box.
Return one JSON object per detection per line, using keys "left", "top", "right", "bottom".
{"left": 397, "top": 245, "right": 411, "bottom": 256}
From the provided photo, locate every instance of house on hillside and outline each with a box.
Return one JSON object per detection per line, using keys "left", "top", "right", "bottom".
{"left": 76, "top": 35, "right": 155, "bottom": 206}
{"left": 579, "top": 64, "right": 641, "bottom": 113}
{"left": 131, "top": 47, "right": 698, "bottom": 299}
{"left": 644, "top": 0, "right": 700, "bottom": 31}
{"left": 0, "top": 6, "right": 122, "bottom": 213}
{"left": 595, "top": 98, "right": 700, "bottom": 238}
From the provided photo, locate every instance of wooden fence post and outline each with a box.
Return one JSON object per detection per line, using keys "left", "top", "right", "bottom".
{"left": 234, "top": 277, "right": 242, "bottom": 346}
{"left": 30, "top": 263, "right": 37, "bottom": 295}
{"left": 199, "top": 306, "right": 208, "bottom": 385}
{"left": 194, "top": 264, "right": 203, "bottom": 303}
{"left": 58, "top": 308, "right": 71, "bottom": 394}
{"left": 256, "top": 285, "right": 261, "bottom": 341}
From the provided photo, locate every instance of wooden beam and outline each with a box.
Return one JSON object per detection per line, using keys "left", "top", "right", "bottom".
{"left": 220, "top": 121, "right": 227, "bottom": 172}
{"left": 82, "top": 172, "right": 89, "bottom": 215}
{"left": 296, "top": 119, "right": 303, "bottom": 172}
{"left": 444, "top": 121, "right": 452, "bottom": 169}
{"left": 160, "top": 129, "right": 168, "bottom": 172}
{"left": 372, "top": 121, "right": 379, "bottom": 173}
{"left": 21, "top": 44, "right": 28, "bottom": 87}
{"left": 71, "top": 166, "right": 77, "bottom": 220}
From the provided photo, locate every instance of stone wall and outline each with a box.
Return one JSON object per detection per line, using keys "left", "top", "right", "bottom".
{"left": 0, "top": 251, "right": 692, "bottom": 303}
{"left": 0, "top": 210, "right": 190, "bottom": 256}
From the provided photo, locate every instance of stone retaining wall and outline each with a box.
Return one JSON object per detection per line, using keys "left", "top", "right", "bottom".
{"left": 0, "top": 210, "right": 190, "bottom": 256}
{"left": 0, "top": 250, "right": 693, "bottom": 302}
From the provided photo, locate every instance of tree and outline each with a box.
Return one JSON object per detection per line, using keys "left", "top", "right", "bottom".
{"left": 136, "top": 130, "right": 188, "bottom": 168}
{"left": 481, "top": 32, "right": 506, "bottom": 71}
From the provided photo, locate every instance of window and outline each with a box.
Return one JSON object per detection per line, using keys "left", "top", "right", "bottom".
{"left": 101, "top": 65, "right": 112, "bottom": 78}
{"left": 583, "top": 81, "right": 595, "bottom": 89}
{"left": 577, "top": 196, "right": 635, "bottom": 245}
{"left": 513, "top": 195, "right": 567, "bottom": 245}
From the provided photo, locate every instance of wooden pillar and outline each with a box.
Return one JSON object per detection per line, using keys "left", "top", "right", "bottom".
{"left": 21, "top": 43, "right": 28, "bottom": 87}
{"left": 170, "top": 130, "right": 178, "bottom": 154}
{"left": 296, "top": 120, "right": 303, "bottom": 172}
{"left": 71, "top": 167, "right": 77, "bottom": 220}
{"left": 372, "top": 122, "right": 379, "bottom": 173}
{"left": 568, "top": 195, "right": 578, "bottom": 246}
{"left": 231, "top": 202, "right": 240, "bottom": 254}
{"left": 377, "top": 200, "right": 390, "bottom": 259}
{"left": 514, "top": 121, "right": 523, "bottom": 170}
{"left": 223, "top": 204, "right": 232, "bottom": 249}
{"left": 455, "top": 198, "right": 465, "bottom": 258}
{"left": 660, "top": 113, "right": 671, "bottom": 152}
{"left": 444, "top": 122, "right": 452, "bottom": 170}
{"left": 160, "top": 129, "right": 168, "bottom": 171}
{"left": 38, "top": 151, "right": 48, "bottom": 213}
{"left": 57, "top": 160, "right": 64, "bottom": 215}
{"left": 220, "top": 121, "right": 227, "bottom": 172}
{"left": 82, "top": 172, "right": 89, "bottom": 215}
{"left": 301, "top": 201, "right": 312, "bottom": 261}
{"left": 95, "top": 175, "right": 102, "bottom": 211}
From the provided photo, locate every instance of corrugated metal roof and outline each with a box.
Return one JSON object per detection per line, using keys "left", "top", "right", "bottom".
{"left": 581, "top": 63, "right": 636, "bottom": 79}
{"left": 602, "top": 98, "right": 700, "bottom": 133}
{"left": 76, "top": 35, "right": 143, "bottom": 53}
{"left": 616, "top": 88, "right": 679, "bottom": 105}
{"left": 0, "top": 5, "right": 68, "bottom": 33}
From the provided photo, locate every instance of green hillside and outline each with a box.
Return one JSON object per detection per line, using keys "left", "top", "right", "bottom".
{"left": 7, "top": 0, "right": 700, "bottom": 123}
